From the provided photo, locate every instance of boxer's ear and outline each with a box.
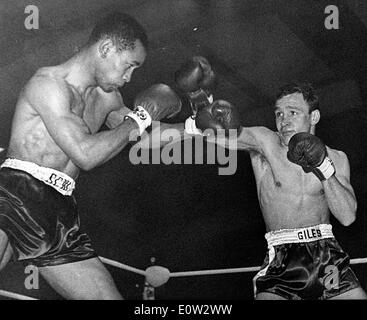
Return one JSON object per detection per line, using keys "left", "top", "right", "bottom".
{"left": 98, "top": 38, "right": 114, "bottom": 58}
{"left": 310, "top": 109, "right": 320, "bottom": 125}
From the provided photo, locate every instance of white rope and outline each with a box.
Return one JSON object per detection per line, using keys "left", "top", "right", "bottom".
{"left": 170, "top": 266, "right": 260, "bottom": 277}
{"left": 100, "top": 256, "right": 367, "bottom": 277}
{"left": 0, "top": 289, "right": 38, "bottom": 300}
{"left": 99, "top": 256, "right": 146, "bottom": 276}
{"left": 350, "top": 257, "right": 367, "bottom": 265}
{"left": 2, "top": 256, "right": 367, "bottom": 300}
{"left": 169, "top": 257, "right": 367, "bottom": 278}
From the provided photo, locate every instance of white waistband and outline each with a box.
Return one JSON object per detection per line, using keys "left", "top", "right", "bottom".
{"left": 265, "top": 224, "right": 334, "bottom": 248}
{"left": 1, "top": 158, "right": 75, "bottom": 196}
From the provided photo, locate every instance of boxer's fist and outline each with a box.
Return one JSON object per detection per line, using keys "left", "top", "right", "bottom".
{"left": 174, "top": 56, "right": 215, "bottom": 114}
{"left": 287, "top": 132, "right": 335, "bottom": 181}
{"left": 195, "top": 100, "right": 241, "bottom": 136}
{"left": 133, "top": 84, "right": 182, "bottom": 120}
{"left": 175, "top": 56, "right": 215, "bottom": 92}
{"left": 126, "top": 84, "right": 182, "bottom": 135}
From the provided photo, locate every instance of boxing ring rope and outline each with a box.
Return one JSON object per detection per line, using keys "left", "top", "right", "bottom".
{"left": 101, "top": 256, "right": 367, "bottom": 277}
{"left": 0, "top": 289, "right": 38, "bottom": 300}
{"left": 99, "top": 257, "right": 146, "bottom": 276}
{"left": 1, "top": 256, "right": 367, "bottom": 300}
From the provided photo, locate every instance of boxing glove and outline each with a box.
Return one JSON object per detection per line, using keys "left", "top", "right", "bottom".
{"left": 174, "top": 56, "right": 216, "bottom": 114}
{"left": 126, "top": 84, "right": 182, "bottom": 135}
{"left": 287, "top": 132, "right": 335, "bottom": 181}
{"left": 185, "top": 100, "right": 241, "bottom": 136}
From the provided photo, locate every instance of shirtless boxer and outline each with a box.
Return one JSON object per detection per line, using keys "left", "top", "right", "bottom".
{"left": 189, "top": 82, "right": 367, "bottom": 299}
{"left": 0, "top": 12, "right": 184, "bottom": 300}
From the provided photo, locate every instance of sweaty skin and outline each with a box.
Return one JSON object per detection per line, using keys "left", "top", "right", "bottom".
{"left": 214, "top": 92, "right": 357, "bottom": 231}
{"left": 6, "top": 39, "right": 147, "bottom": 180}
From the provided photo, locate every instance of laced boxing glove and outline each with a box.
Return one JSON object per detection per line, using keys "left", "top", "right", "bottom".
{"left": 287, "top": 132, "right": 335, "bottom": 181}
{"left": 125, "top": 84, "right": 182, "bottom": 135}
{"left": 185, "top": 100, "right": 242, "bottom": 136}
{"left": 175, "top": 56, "right": 216, "bottom": 114}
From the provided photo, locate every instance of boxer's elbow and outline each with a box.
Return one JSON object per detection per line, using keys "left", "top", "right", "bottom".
{"left": 347, "top": 200, "right": 358, "bottom": 225}
{"left": 341, "top": 216, "right": 355, "bottom": 226}
{"left": 78, "top": 160, "right": 95, "bottom": 171}
{"left": 72, "top": 155, "right": 95, "bottom": 171}
{"left": 340, "top": 207, "right": 357, "bottom": 226}
{"left": 71, "top": 146, "right": 97, "bottom": 171}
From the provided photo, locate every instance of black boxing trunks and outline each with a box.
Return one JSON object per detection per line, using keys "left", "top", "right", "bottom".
{"left": 253, "top": 224, "right": 360, "bottom": 300}
{"left": 0, "top": 158, "right": 97, "bottom": 267}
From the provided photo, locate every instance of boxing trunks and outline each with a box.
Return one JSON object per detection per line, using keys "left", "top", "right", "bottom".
{"left": 0, "top": 159, "right": 97, "bottom": 267}
{"left": 253, "top": 224, "right": 360, "bottom": 299}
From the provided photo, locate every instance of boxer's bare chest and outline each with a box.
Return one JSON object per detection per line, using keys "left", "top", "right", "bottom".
{"left": 250, "top": 145, "right": 328, "bottom": 230}
{"left": 251, "top": 144, "right": 324, "bottom": 198}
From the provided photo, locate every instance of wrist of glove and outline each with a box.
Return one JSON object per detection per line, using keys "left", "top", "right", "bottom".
{"left": 184, "top": 116, "right": 203, "bottom": 135}
{"left": 124, "top": 106, "right": 152, "bottom": 136}
{"left": 309, "top": 156, "right": 335, "bottom": 181}
{"left": 187, "top": 89, "right": 214, "bottom": 115}
{"left": 175, "top": 56, "right": 216, "bottom": 115}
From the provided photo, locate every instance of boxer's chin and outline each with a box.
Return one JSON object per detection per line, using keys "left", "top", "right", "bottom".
{"left": 280, "top": 131, "right": 296, "bottom": 146}
{"left": 280, "top": 132, "right": 294, "bottom": 146}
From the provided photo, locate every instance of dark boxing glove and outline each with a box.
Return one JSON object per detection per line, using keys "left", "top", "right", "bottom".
{"left": 126, "top": 84, "right": 182, "bottom": 135}
{"left": 185, "top": 100, "right": 241, "bottom": 136}
{"left": 287, "top": 132, "right": 335, "bottom": 181}
{"left": 175, "top": 56, "right": 216, "bottom": 114}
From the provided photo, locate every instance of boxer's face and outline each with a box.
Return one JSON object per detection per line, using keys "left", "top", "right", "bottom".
{"left": 97, "top": 39, "right": 146, "bottom": 92}
{"left": 274, "top": 92, "right": 318, "bottom": 146}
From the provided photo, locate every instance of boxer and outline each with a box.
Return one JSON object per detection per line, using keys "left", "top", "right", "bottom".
{"left": 0, "top": 12, "right": 182, "bottom": 300}
{"left": 191, "top": 82, "right": 367, "bottom": 299}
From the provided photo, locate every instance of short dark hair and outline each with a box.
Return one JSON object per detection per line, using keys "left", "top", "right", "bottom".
{"left": 87, "top": 12, "right": 148, "bottom": 51}
{"left": 276, "top": 82, "right": 319, "bottom": 112}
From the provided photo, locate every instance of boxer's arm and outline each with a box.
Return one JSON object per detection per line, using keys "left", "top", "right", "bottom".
{"left": 206, "top": 125, "right": 277, "bottom": 153}
{"left": 103, "top": 89, "right": 185, "bottom": 149}
{"left": 133, "top": 120, "right": 270, "bottom": 151}
{"left": 322, "top": 150, "right": 357, "bottom": 226}
{"left": 133, "top": 121, "right": 186, "bottom": 150}
{"left": 104, "top": 91, "right": 131, "bottom": 129}
{"left": 26, "top": 77, "right": 140, "bottom": 171}
{"left": 105, "top": 107, "right": 131, "bottom": 129}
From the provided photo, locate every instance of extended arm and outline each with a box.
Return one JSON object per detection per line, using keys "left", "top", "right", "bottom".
{"left": 218, "top": 125, "right": 276, "bottom": 152}
{"left": 133, "top": 121, "right": 186, "bottom": 150}
{"left": 189, "top": 99, "right": 277, "bottom": 153}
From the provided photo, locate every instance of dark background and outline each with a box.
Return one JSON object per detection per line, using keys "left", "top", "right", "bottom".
{"left": 1, "top": 0, "right": 367, "bottom": 300}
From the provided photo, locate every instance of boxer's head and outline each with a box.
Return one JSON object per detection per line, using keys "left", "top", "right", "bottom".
{"left": 88, "top": 12, "right": 148, "bottom": 92}
{"left": 274, "top": 82, "right": 320, "bottom": 146}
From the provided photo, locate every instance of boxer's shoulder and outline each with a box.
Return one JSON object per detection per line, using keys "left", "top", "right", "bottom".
{"left": 325, "top": 146, "right": 349, "bottom": 173}
{"left": 251, "top": 126, "right": 280, "bottom": 149}
{"left": 325, "top": 145, "right": 345, "bottom": 158}
{"left": 236, "top": 126, "right": 279, "bottom": 155}
{"left": 24, "top": 66, "right": 74, "bottom": 104}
